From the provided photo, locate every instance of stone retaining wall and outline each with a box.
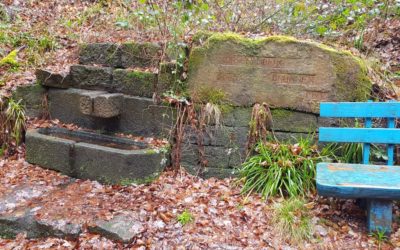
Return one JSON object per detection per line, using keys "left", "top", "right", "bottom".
{"left": 16, "top": 33, "right": 371, "bottom": 179}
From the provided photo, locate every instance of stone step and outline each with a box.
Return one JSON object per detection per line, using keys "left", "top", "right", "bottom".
{"left": 36, "top": 65, "right": 175, "bottom": 98}
{"left": 78, "top": 42, "right": 162, "bottom": 68}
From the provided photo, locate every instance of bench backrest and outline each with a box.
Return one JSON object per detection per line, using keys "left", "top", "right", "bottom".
{"left": 319, "top": 101, "right": 400, "bottom": 166}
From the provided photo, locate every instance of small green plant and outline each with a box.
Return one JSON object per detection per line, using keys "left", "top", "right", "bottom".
{"left": 176, "top": 210, "right": 194, "bottom": 225}
{"left": 5, "top": 98, "right": 26, "bottom": 145}
{"left": 369, "top": 228, "right": 388, "bottom": 250}
{"left": 240, "top": 136, "right": 333, "bottom": 198}
{"left": 0, "top": 49, "right": 19, "bottom": 69}
{"left": 273, "top": 197, "right": 312, "bottom": 245}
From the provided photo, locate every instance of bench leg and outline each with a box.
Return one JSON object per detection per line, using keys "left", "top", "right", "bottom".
{"left": 366, "top": 199, "right": 392, "bottom": 234}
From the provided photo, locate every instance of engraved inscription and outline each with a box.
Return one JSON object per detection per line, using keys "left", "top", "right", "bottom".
{"left": 216, "top": 55, "right": 285, "bottom": 67}
{"left": 271, "top": 73, "right": 316, "bottom": 85}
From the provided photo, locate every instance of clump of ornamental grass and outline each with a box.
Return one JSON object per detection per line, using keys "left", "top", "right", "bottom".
{"left": 1, "top": 98, "right": 26, "bottom": 152}
{"left": 240, "top": 136, "right": 334, "bottom": 198}
{"left": 273, "top": 197, "right": 313, "bottom": 245}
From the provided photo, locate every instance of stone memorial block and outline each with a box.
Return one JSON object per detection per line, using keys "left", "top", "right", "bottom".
{"left": 188, "top": 34, "right": 371, "bottom": 113}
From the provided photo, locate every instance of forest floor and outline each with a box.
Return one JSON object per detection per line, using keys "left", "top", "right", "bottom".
{"left": 0, "top": 148, "right": 399, "bottom": 249}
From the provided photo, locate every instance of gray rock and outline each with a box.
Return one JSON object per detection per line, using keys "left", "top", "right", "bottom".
{"left": 118, "top": 96, "right": 175, "bottom": 137}
{"left": 89, "top": 214, "right": 144, "bottom": 243}
{"left": 36, "top": 218, "right": 81, "bottom": 238}
{"left": 157, "top": 62, "right": 179, "bottom": 94}
{"left": 273, "top": 131, "right": 315, "bottom": 143}
{"left": 184, "top": 164, "right": 239, "bottom": 179}
{"left": 35, "top": 69, "right": 73, "bottom": 89}
{"left": 120, "top": 42, "right": 161, "bottom": 68}
{"left": 78, "top": 90, "right": 108, "bottom": 116}
{"left": 0, "top": 208, "right": 39, "bottom": 238}
{"left": 92, "top": 93, "right": 123, "bottom": 118}
{"left": 79, "top": 43, "right": 121, "bottom": 67}
{"left": 188, "top": 33, "right": 371, "bottom": 113}
{"left": 271, "top": 109, "right": 318, "bottom": 133}
{"left": 221, "top": 107, "right": 252, "bottom": 127}
{"left": 70, "top": 65, "right": 112, "bottom": 90}
{"left": 181, "top": 143, "right": 243, "bottom": 170}
{"left": 184, "top": 125, "right": 248, "bottom": 148}
{"left": 12, "top": 84, "right": 46, "bottom": 118}
{"left": 79, "top": 92, "right": 123, "bottom": 118}
{"left": 113, "top": 69, "right": 156, "bottom": 98}
{"left": 0, "top": 206, "right": 81, "bottom": 239}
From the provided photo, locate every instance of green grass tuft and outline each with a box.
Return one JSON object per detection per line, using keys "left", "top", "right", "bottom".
{"left": 177, "top": 210, "right": 194, "bottom": 225}
{"left": 273, "top": 197, "right": 313, "bottom": 245}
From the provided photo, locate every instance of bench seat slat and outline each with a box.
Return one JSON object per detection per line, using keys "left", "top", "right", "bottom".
{"left": 319, "top": 128, "right": 400, "bottom": 144}
{"left": 317, "top": 163, "right": 400, "bottom": 199}
{"left": 320, "top": 102, "right": 400, "bottom": 118}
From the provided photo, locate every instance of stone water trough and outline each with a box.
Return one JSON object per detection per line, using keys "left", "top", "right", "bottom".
{"left": 25, "top": 127, "right": 168, "bottom": 184}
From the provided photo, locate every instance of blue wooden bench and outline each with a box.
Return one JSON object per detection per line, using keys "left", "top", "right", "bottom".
{"left": 317, "top": 101, "right": 400, "bottom": 234}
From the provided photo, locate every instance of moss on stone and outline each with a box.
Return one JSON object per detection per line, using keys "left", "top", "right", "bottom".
{"left": 145, "top": 149, "right": 157, "bottom": 155}
{"left": 330, "top": 52, "right": 371, "bottom": 102}
{"left": 126, "top": 70, "right": 152, "bottom": 80}
{"left": 191, "top": 86, "right": 227, "bottom": 104}
{"left": 271, "top": 109, "right": 294, "bottom": 119}
{"left": 189, "top": 31, "right": 372, "bottom": 108}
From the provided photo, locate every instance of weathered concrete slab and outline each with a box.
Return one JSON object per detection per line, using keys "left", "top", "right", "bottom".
{"left": 188, "top": 33, "right": 371, "bottom": 113}
{"left": 35, "top": 69, "right": 73, "bottom": 89}
{"left": 79, "top": 43, "right": 121, "bottom": 67}
{"left": 88, "top": 214, "right": 144, "bottom": 243}
{"left": 70, "top": 65, "right": 112, "bottom": 90}
{"left": 119, "top": 42, "right": 161, "bottom": 68}
{"left": 12, "top": 84, "right": 46, "bottom": 118}
{"left": 113, "top": 69, "right": 156, "bottom": 98}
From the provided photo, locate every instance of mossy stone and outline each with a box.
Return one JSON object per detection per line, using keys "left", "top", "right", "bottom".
{"left": 12, "top": 84, "right": 46, "bottom": 118}
{"left": 271, "top": 109, "right": 318, "bottom": 133}
{"left": 79, "top": 43, "right": 121, "bottom": 67}
{"left": 120, "top": 42, "right": 161, "bottom": 68}
{"left": 188, "top": 32, "right": 372, "bottom": 113}
{"left": 113, "top": 69, "right": 156, "bottom": 98}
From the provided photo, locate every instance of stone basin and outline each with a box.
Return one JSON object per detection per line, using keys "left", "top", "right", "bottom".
{"left": 25, "top": 127, "right": 168, "bottom": 184}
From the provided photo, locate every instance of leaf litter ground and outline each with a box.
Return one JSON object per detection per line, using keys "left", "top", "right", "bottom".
{"left": 1, "top": 150, "right": 400, "bottom": 249}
